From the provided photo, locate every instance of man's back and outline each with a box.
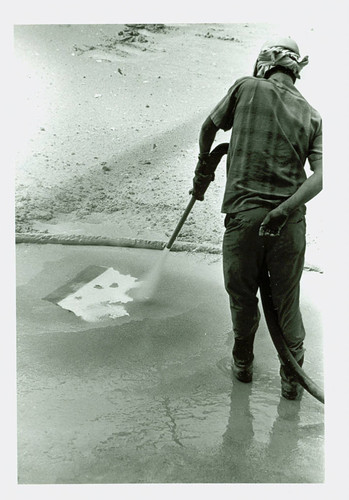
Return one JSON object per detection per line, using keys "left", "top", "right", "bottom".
{"left": 210, "top": 76, "right": 322, "bottom": 213}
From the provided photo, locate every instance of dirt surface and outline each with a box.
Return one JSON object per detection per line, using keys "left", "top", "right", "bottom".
{"left": 14, "top": 23, "right": 323, "bottom": 263}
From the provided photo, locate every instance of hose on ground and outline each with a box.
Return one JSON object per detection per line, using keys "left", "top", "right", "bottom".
{"left": 259, "top": 266, "right": 324, "bottom": 404}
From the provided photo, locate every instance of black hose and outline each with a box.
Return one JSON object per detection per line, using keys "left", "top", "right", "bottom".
{"left": 259, "top": 266, "right": 324, "bottom": 404}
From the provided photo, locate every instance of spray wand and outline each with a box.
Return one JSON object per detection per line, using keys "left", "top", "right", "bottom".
{"left": 165, "top": 142, "right": 230, "bottom": 250}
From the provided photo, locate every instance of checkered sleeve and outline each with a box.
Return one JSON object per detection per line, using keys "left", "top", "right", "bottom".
{"left": 308, "top": 109, "right": 322, "bottom": 171}
{"left": 210, "top": 77, "right": 248, "bottom": 131}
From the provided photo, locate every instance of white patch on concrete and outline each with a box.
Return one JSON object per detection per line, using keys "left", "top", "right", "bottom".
{"left": 57, "top": 267, "right": 141, "bottom": 322}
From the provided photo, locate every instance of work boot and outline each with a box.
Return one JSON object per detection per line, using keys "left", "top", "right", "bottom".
{"left": 280, "top": 356, "right": 304, "bottom": 400}
{"left": 232, "top": 339, "right": 254, "bottom": 383}
{"left": 232, "top": 360, "right": 253, "bottom": 383}
{"left": 281, "top": 378, "right": 304, "bottom": 400}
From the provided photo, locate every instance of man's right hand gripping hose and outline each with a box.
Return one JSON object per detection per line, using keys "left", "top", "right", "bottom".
{"left": 189, "top": 143, "right": 229, "bottom": 201}
{"left": 189, "top": 153, "right": 215, "bottom": 201}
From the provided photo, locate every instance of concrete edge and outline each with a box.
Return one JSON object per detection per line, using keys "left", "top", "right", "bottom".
{"left": 15, "top": 232, "right": 222, "bottom": 254}
{"left": 15, "top": 232, "right": 323, "bottom": 273}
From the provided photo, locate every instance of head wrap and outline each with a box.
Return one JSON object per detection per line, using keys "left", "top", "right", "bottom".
{"left": 254, "top": 45, "right": 309, "bottom": 79}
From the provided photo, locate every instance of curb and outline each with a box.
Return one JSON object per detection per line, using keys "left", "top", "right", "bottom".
{"left": 15, "top": 232, "right": 323, "bottom": 273}
{"left": 15, "top": 232, "right": 222, "bottom": 254}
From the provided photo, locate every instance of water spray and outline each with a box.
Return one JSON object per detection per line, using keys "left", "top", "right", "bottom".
{"left": 133, "top": 143, "right": 229, "bottom": 302}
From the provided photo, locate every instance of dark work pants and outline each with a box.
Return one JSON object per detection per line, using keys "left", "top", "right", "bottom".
{"left": 222, "top": 207, "right": 306, "bottom": 367}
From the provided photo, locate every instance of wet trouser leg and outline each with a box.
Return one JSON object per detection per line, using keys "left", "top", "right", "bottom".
{"left": 222, "top": 207, "right": 306, "bottom": 367}
{"left": 266, "top": 213, "right": 306, "bottom": 363}
{"left": 223, "top": 208, "right": 265, "bottom": 367}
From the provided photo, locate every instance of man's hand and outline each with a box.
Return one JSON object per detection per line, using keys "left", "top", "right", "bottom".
{"left": 190, "top": 143, "right": 229, "bottom": 201}
{"left": 259, "top": 161, "right": 322, "bottom": 236}
{"left": 189, "top": 154, "right": 214, "bottom": 201}
{"left": 190, "top": 117, "right": 221, "bottom": 201}
{"left": 259, "top": 208, "right": 289, "bottom": 237}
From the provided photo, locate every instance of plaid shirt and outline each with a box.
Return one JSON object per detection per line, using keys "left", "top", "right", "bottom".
{"left": 210, "top": 76, "right": 322, "bottom": 213}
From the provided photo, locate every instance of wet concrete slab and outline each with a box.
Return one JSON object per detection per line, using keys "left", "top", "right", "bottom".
{"left": 16, "top": 243, "right": 324, "bottom": 483}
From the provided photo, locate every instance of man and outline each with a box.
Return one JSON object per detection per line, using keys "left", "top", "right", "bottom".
{"left": 191, "top": 37, "right": 322, "bottom": 399}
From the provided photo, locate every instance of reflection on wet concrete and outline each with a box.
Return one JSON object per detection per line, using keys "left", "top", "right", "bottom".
{"left": 213, "top": 356, "right": 323, "bottom": 482}
{"left": 216, "top": 377, "right": 324, "bottom": 483}
{"left": 24, "top": 358, "right": 322, "bottom": 483}
{"left": 17, "top": 316, "right": 324, "bottom": 483}
{"left": 222, "top": 381, "right": 254, "bottom": 451}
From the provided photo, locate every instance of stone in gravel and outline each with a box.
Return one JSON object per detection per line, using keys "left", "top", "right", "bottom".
{"left": 28, "top": 209, "right": 53, "bottom": 221}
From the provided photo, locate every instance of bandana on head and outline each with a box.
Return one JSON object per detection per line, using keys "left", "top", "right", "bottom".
{"left": 255, "top": 46, "right": 309, "bottom": 79}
